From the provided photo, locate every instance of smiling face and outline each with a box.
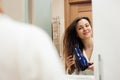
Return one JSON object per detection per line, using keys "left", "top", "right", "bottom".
{"left": 75, "top": 19, "right": 92, "bottom": 40}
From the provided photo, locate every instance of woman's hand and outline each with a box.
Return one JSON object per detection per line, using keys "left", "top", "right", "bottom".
{"left": 87, "top": 62, "right": 94, "bottom": 70}
{"left": 66, "top": 55, "right": 75, "bottom": 71}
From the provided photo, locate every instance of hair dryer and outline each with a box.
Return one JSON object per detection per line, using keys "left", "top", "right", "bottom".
{"left": 74, "top": 45, "right": 92, "bottom": 71}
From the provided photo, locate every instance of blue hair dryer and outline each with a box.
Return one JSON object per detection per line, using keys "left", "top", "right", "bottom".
{"left": 74, "top": 45, "right": 92, "bottom": 71}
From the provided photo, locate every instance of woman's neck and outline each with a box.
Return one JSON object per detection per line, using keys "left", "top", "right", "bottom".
{"left": 82, "top": 38, "right": 93, "bottom": 60}
{"left": 82, "top": 38, "right": 93, "bottom": 50}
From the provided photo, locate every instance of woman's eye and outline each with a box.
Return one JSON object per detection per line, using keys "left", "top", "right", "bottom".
{"left": 86, "top": 24, "right": 89, "bottom": 27}
{"left": 78, "top": 27, "right": 82, "bottom": 30}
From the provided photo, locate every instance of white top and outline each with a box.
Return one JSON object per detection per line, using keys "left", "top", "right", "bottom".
{"left": 72, "top": 50, "right": 94, "bottom": 75}
{"left": 0, "top": 13, "right": 66, "bottom": 80}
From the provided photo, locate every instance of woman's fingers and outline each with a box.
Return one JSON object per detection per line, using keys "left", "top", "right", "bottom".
{"left": 87, "top": 62, "right": 94, "bottom": 70}
{"left": 66, "top": 55, "right": 75, "bottom": 68}
{"left": 67, "top": 61, "right": 75, "bottom": 66}
{"left": 66, "top": 55, "right": 73, "bottom": 60}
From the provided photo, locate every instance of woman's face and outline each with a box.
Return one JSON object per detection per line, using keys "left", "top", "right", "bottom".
{"left": 75, "top": 19, "right": 92, "bottom": 40}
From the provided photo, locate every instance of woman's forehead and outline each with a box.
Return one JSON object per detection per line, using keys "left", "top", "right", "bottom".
{"left": 77, "top": 19, "right": 89, "bottom": 26}
{"left": 78, "top": 19, "right": 89, "bottom": 23}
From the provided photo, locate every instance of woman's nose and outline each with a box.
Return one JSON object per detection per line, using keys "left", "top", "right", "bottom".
{"left": 83, "top": 27, "right": 87, "bottom": 31}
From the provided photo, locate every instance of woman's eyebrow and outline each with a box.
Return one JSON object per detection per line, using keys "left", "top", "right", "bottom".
{"left": 77, "top": 26, "right": 82, "bottom": 29}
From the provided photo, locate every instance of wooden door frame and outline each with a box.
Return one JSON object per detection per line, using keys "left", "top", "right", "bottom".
{"left": 64, "top": 0, "right": 91, "bottom": 28}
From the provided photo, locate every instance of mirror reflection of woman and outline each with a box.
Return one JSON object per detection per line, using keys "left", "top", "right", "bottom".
{"left": 63, "top": 17, "right": 94, "bottom": 75}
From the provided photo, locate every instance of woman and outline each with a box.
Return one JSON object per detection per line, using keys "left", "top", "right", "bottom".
{"left": 63, "top": 17, "right": 94, "bottom": 75}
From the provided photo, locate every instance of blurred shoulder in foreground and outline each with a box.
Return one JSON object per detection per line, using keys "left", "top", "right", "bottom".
{"left": 0, "top": 13, "right": 66, "bottom": 80}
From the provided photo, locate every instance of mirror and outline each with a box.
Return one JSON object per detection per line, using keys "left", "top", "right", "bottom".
{"left": 28, "top": 0, "right": 95, "bottom": 79}
{"left": 52, "top": 0, "right": 95, "bottom": 79}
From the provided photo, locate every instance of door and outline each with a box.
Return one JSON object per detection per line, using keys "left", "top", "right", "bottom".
{"left": 65, "top": 0, "right": 92, "bottom": 28}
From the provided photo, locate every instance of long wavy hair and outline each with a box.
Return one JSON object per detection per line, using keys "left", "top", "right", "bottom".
{"left": 63, "top": 16, "right": 92, "bottom": 74}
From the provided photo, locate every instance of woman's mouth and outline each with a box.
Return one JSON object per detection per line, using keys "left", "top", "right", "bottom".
{"left": 83, "top": 31, "right": 90, "bottom": 35}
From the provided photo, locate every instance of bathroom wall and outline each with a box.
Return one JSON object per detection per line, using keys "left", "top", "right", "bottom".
{"left": 92, "top": 0, "right": 120, "bottom": 80}
{"left": 32, "top": 0, "right": 52, "bottom": 36}
{"left": 2, "top": 0, "right": 26, "bottom": 22}
{"left": 2, "top": 0, "right": 52, "bottom": 37}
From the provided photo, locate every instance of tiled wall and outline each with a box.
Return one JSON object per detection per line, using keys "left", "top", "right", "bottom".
{"left": 52, "top": 0, "right": 65, "bottom": 57}
{"left": 52, "top": 17, "right": 60, "bottom": 54}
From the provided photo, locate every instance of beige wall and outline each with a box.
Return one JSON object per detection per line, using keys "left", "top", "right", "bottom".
{"left": 2, "top": 0, "right": 52, "bottom": 36}
{"left": 2, "top": 0, "right": 26, "bottom": 22}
